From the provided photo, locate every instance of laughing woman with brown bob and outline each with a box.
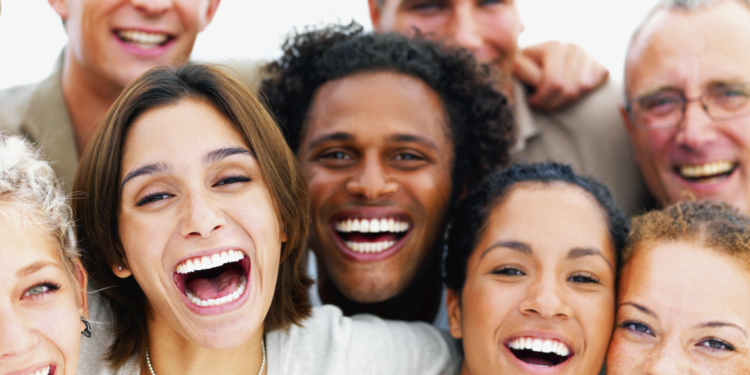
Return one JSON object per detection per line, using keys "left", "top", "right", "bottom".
{"left": 73, "top": 63, "right": 459, "bottom": 375}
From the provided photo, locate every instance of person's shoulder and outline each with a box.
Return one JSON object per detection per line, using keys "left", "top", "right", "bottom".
{"left": 216, "top": 58, "right": 270, "bottom": 94}
{"left": 0, "top": 82, "right": 39, "bottom": 134}
{"left": 537, "top": 79, "right": 624, "bottom": 130}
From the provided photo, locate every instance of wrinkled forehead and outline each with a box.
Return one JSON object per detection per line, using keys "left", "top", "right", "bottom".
{"left": 625, "top": 3, "right": 750, "bottom": 97}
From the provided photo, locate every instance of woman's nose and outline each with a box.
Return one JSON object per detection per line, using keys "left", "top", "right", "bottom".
{"left": 518, "top": 277, "right": 574, "bottom": 320}
{"left": 179, "top": 191, "right": 226, "bottom": 238}
{"left": 0, "top": 308, "right": 36, "bottom": 358}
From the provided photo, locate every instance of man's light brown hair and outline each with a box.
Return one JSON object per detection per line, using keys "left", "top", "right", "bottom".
{"left": 73, "top": 63, "right": 312, "bottom": 367}
{"left": 622, "top": 201, "right": 750, "bottom": 268}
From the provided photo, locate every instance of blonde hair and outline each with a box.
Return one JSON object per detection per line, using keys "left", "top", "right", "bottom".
{"left": 0, "top": 133, "right": 78, "bottom": 281}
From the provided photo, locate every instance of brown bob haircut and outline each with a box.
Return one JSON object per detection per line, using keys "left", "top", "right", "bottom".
{"left": 623, "top": 200, "right": 750, "bottom": 268}
{"left": 73, "top": 63, "right": 312, "bottom": 367}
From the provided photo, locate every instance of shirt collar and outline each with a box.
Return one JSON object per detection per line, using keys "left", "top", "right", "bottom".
{"left": 511, "top": 79, "right": 540, "bottom": 153}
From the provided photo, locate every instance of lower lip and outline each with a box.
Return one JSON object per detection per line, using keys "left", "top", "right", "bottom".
{"left": 112, "top": 32, "right": 175, "bottom": 58}
{"left": 504, "top": 344, "right": 573, "bottom": 375}
{"left": 176, "top": 267, "right": 252, "bottom": 316}
{"left": 330, "top": 223, "right": 411, "bottom": 263}
{"left": 676, "top": 167, "right": 737, "bottom": 193}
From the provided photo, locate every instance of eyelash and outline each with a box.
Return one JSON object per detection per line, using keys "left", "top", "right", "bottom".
{"left": 698, "top": 338, "right": 735, "bottom": 351}
{"left": 568, "top": 272, "right": 601, "bottom": 284}
{"left": 619, "top": 320, "right": 655, "bottom": 336}
{"left": 23, "top": 281, "right": 61, "bottom": 299}
{"left": 135, "top": 175, "right": 251, "bottom": 207}
{"left": 491, "top": 266, "right": 525, "bottom": 277}
{"left": 214, "top": 175, "right": 251, "bottom": 186}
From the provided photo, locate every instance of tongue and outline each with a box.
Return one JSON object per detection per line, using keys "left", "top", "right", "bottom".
{"left": 347, "top": 232, "right": 398, "bottom": 242}
{"left": 186, "top": 268, "right": 242, "bottom": 301}
{"left": 520, "top": 356, "right": 555, "bottom": 367}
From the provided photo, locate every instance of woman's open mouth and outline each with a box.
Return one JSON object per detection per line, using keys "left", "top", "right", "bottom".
{"left": 173, "top": 249, "right": 250, "bottom": 308}
{"left": 506, "top": 337, "right": 573, "bottom": 368}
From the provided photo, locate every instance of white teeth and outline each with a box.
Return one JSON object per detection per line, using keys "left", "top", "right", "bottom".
{"left": 186, "top": 276, "right": 247, "bottom": 307}
{"left": 344, "top": 240, "right": 397, "bottom": 254}
{"left": 28, "top": 366, "right": 51, "bottom": 375}
{"left": 117, "top": 29, "right": 168, "bottom": 48}
{"left": 334, "top": 218, "right": 410, "bottom": 234}
{"left": 678, "top": 161, "right": 736, "bottom": 179}
{"left": 176, "top": 249, "right": 245, "bottom": 274}
{"left": 508, "top": 337, "right": 571, "bottom": 358}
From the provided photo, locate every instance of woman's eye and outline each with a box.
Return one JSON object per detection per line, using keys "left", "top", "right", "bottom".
{"left": 698, "top": 338, "right": 735, "bottom": 351}
{"left": 568, "top": 272, "right": 600, "bottom": 284}
{"left": 22, "top": 283, "right": 60, "bottom": 299}
{"left": 620, "top": 321, "right": 655, "bottom": 336}
{"left": 215, "top": 175, "right": 251, "bottom": 187}
{"left": 492, "top": 266, "right": 525, "bottom": 277}
{"left": 136, "top": 193, "right": 173, "bottom": 207}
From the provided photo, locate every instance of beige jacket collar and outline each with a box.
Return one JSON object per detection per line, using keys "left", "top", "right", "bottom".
{"left": 511, "top": 80, "right": 541, "bottom": 153}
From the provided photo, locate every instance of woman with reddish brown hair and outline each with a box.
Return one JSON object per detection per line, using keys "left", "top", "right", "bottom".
{"left": 73, "top": 63, "right": 459, "bottom": 375}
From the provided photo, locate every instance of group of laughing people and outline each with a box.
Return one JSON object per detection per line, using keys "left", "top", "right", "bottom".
{"left": 1, "top": 0, "right": 750, "bottom": 374}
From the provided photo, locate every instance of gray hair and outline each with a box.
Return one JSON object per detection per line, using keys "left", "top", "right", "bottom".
{"left": 0, "top": 133, "right": 78, "bottom": 282}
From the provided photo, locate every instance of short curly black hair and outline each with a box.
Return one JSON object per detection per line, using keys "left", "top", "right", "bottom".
{"left": 444, "top": 163, "right": 630, "bottom": 292}
{"left": 261, "top": 22, "right": 514, "bottom": 191}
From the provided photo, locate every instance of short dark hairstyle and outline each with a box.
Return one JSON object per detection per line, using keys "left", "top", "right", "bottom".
{"left": 444, "top": 163, "right": 630, "bottom": 292}
{"left": 73, "top": 63, "right": 312, "bottom": 367}
{"left": 261, "top": 22, "right": 514, "bottom": 192}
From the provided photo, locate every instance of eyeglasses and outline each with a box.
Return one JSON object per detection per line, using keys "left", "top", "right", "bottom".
{"left": 626, "top": 83, "right": 750, "bottom": 129}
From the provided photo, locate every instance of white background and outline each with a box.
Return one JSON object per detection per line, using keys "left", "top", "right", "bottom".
{"left": 0, "top": 0, "right": 659, "bottom": 90}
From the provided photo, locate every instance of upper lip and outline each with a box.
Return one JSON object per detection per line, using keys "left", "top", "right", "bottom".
{"left": 3, "top": 364, "right": 52, "bottom": 375}
{"left": 504, "top": 330, "right": 576, "bottom": 355}
{"left": 114, "top": 26, "right": 176, "bottom": 37}
{"left": 172, "top": 246, "right": 246, "bottom": 272}
{"left": 330, "top": 207, "right": 412, "bottom": 223}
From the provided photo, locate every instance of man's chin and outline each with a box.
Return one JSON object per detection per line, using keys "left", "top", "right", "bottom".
{"left": 334, "top": 275, "right": 407, "bottom": 304}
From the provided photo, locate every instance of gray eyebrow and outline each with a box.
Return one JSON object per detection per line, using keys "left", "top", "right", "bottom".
{"left": 696, "top": 321, "right": 748, "bottom": 338}
{"left": 481, "top": 240, "right": 531, "bottom": 259}
{"left": 618, "top": 302, "right": 659, "bottom": 319}
{"left": 203, "top": 147, "right": 254, "bottom": 165}
{"left": 121, "top": 162, "right": 171, "bottom": 192}
{"left": 567, "top": 247, "right": 614, "bottom": 270}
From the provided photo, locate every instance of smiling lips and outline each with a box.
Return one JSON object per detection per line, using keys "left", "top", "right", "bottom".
{"left": 24, "top": 366, "right": 52, "bottom": 375}
{"left": 676, "top": 160, "right": 737, "bottom": 182}
{"left": 174, "top": 249, "right": 249, "bottom": 308}
{"left": 334, "top": 217, "right": 410, "bottom": 254}
{"left": 116, "top": 29, "right": 171, "bottom": 50}
{"left": 507, "top": 337, "right": 573, "bottom": 368}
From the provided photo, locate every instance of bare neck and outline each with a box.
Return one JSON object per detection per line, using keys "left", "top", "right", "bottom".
{"left": 144, "top": 313, "right": 266, "bottom": 375}
{"left": 60, "top": 49, "right": 121, "bottom": 156}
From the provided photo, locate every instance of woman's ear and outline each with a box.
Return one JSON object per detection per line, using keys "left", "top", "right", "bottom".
{"left": 446, "top": 288, "right": 463, "bottom": 339}
{"left": 281, "top": 226, "right": 288, "bottom": 243}
{"left": 74, "top": 259, "right": 89, "bottom": 318}
{"left": 111, "top": 260, "right": 133, "bottom": 279}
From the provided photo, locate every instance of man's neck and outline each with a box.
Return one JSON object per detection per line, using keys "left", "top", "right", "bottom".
{"left": 60, "top": 50, "right": 122, "bottom": 156}
{"left": 316, "top": 252, "right": 444, "bottom": 323}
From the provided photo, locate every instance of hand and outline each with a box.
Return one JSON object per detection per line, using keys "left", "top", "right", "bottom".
{"left": 513, "top": 41, "right": 609, "bottom": 112}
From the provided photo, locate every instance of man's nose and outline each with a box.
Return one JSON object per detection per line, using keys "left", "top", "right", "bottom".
{"left": 130, "top": 0, "right": 173, "bottom": 17}
{"left": 345, "top": 155, "right": 398, "bottom": 200}
{"left": 446, "top": 3, "right": 483, "bottom": 52}
{"left": 674, "top": 101, "right": 718, "bottom": 151}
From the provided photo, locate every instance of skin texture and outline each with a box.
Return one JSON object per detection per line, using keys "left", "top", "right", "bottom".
{"left": 298, "top": 72, "right": 453, "bottom": 312}
{"left": 116, "top": 99, "right": 273, "bottom": 375}
{"left": 447, "top": 183, "right": 615, "bottom": 375}
{"left": 607, "top": 241, "right": 750, "bottom": 374}
{"left": 46, "top": 0, "right": 220, "bottom": 154}
{"left": 623, "top": 1, "right": 750, "bottom": 214}
{"left": 368, "top": 0, "right": 609, "bottom": 110}
{"left": 0, "top": 216, "right": 87, "bottom": 375}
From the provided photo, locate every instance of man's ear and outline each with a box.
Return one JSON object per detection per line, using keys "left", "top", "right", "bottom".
{"left": 73, "top": 259, "right": 89, "bottom": 319}
{"left": 48, "top": 0, "right": 70, "bottom": 21}
{"left": 368, "top": 0, "right": 384, "bottom": 32}
{"left": 620, "top": 104, "right": 641, "bottom": 165}
{"left": 198, "top": 0, "right": 221, "bottom": 32}
{"left": 446, "top": 288, "right": 463, "bottom": 339}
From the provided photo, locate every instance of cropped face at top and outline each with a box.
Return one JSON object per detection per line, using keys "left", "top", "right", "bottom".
{"left": 0, "top": 215, "right": 87, "bottom": 375}
{"left": 623, "top": 1, "right": 750, "bottom": 214}
{"left": 49, "top": 0, "right": 219, "bottom": 90}
{"left": 297, "top": 71, "right": 454, "bottom": 303}
{"left": 447, "top": 183, "right": 615, "bottom": 375}
{"left": 607, "top": 241, "right": 750, "bottom": 374}
{"left": 116, "top": 98, "right": 281, "bottom": 349}
{"left": 371, "top": 0, "right": 523, "bottom": 78}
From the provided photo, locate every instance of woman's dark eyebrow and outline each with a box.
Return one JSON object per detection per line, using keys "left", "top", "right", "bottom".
{"left": 696, "top": 322, "right": 748, "bottom": 338}
{"left": 567, "top": 247, "right": 614, "bottom": 270}
{"left": 203, "top": 147, "right": 255, "bottom": 165}
{"left": 618, "top": 302, "right": 659, "bottom": 319}
{"left": 481, "top": 240, "right": 531, "bottom": 259}
{"left": 121, "top": 162, "right": 171, "bottom": 192}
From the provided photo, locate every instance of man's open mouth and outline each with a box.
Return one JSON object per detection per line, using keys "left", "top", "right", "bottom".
{"left": 676, "top": 161, "right": 737, "bottom": 183}
{"left": 115, "top": 29, "right": 173, "bottom": 50}
{"left": 333, "top": 217, "right": 410, "bottom": 254}
{"left": 507, "top": 337, "right": 573, "bottom": 368}
{"left": 174, "top": 249, "right": 249, "bottom": 307}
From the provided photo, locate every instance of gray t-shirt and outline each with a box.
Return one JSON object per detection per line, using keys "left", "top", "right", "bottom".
{"left": 79, "top": 296, "right": 460, "bottom": 375}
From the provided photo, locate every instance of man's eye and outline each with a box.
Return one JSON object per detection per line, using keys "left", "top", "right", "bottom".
{"left": 698, "top": 338, "right": 735, "bottom": 351}
{"left": 408, "top": 0, "right": 443, "bottom": 11}
{"left": 393, "top": 153, "right": 422, "bottom": 161}
{"left": 478, "top": 0, "right": 504, "bottom": 5}
{"left": 568, "top": 272, "right": 600, "bottom": 284}
{"left": 320, "top": 151, "right": 351, "bottom": 160}
{"left": 136, "top": 193, "right": 172, "bottom": 207}
{"left": 619, "top": 321, "right": 655, "bottom": 336}
{"left": 491, "top": 266, "right": 525, "bottom": 277}
{"left": 641, "top": 96, "right": 682, "bottom": 113}
{"left": 215, "top": 175, "right": 251, "bottom": 186}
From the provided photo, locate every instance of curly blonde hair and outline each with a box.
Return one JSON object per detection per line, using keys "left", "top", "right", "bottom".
{"left": 0, "top": 133, "right": 78, "bottom": 284}
{"left": 622, "top": 201, "right": 750, "bottom": 268}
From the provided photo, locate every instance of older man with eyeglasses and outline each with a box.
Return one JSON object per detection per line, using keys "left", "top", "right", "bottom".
{"left": 622, "top": 0, "right": 750, "bottom": 214}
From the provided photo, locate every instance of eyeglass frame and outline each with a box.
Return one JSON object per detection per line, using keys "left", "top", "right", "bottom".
{"left": 625, "top": 83, "right": 750, "bottom": 130}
